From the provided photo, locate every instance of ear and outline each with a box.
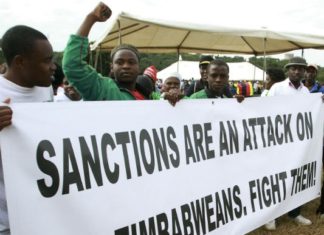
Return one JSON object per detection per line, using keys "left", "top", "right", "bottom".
{"left": 11, "top": 55, "right": 26, "bottom": 69}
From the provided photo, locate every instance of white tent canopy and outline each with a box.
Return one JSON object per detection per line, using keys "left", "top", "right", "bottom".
{"left": 157, "top": 61, "right": 264, "bottom": 82}
{"left": 91, "top": 4, "right": 324, "bottom": 55}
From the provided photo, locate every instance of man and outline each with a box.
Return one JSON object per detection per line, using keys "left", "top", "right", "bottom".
{"left": 63, "top": 3, "right": 151, "bottom": 101}
{"left": 261, "top": 68, "right": 286, "bottom": 97}
{"left": 268, "top": 57, "right": 309, "bottom": 96}
{"left": 304, "top": 64, "right": 324, "bottom": 93}
{"left": 143, "top": 65, "right": 158, "bottom": 85}
{"left": 190, "top": 59, "right": 243, "bottom": 102}
{"left": 185, "top": 55, "right": 213, "bottom": 97}
{"left": 143, "top": 65, "right": 160, "bottom": 99}
{"left": 161, "top": 72, "right": 182, "bottom": 94}
{"left": 265, "top": 56, "right": 312, "bottom": 230}
{"left": 54, "top": 77, "right": 82, "bottom": 102}
{"left": 0, "top": 25, "right": 56, "bottom": 235}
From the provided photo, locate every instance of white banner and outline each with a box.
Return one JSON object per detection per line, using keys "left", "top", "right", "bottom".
{"left": 0, "top": 94, "right": 323, "bottom": 235}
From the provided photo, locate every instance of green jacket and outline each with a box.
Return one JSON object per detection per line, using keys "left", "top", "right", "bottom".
{"left": 190, "top": 89, "right": 229, "bottom": 99}
{"left": 63, "top": 35, "right": 140, "bottom": 101}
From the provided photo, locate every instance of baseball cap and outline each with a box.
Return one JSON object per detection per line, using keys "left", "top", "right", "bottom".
{"left": 143, "top": 65, "right": 158, "bottom": 82}
{"left": 307, "top": 64, "right": 318, "bottom": 71}
{"left": 199, "top": 55, "right": 214, "bottom": 66}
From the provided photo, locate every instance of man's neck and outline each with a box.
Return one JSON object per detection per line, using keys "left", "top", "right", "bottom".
{"left": 205, "top": 87, "right": 222, "bottom": 98}
{"left": 304, "top": 79, "right": 315, "bottom": 90}
{"left": 3, "top": 70, "right": 32, "bottom": 88}
{"left": 117, "top": 81, "right": 136, "bottom": 91}
{"left": 289, "top": 79, "right": 301, "bottom": 89}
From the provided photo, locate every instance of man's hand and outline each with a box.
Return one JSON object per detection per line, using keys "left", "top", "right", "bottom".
{"left": 77, "top": 2, "right": 112, "bottom": 37}
{"left": 89, "top": 2, "right": 112, "bottom": 22}
{"left": 233, "top": 94, "right": 245, "bottom": 103}
{"left": 0, "top": 98, "right": 12, "bottom": 131}
{"left": 163, "top": 89, "right": 184, "bottom": 106}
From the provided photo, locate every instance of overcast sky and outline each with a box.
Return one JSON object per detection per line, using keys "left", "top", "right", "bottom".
{"left": 2, "top": 0, "right": 324, "bottom": 65}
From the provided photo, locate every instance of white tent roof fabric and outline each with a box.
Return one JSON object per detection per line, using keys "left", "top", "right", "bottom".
{"left": 92, "top": 10, "right": 324, "bottom": 55}
{"left": 157, "top": 61, "right": 264, "bottom": 82}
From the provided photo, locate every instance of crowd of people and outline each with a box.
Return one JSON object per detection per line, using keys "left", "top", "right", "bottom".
{"left": 0, "top": 2, "right": 324, "bottom": 234}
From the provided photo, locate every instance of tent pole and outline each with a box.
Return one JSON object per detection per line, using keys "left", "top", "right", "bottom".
{"left": 177, "top": 49, "right": 180, "bottom": 72}
{"left": 94, "top": 49, "right": 100, "bottom": 70}
{"left": 118, "top": 19, "right": 122, "bottom": 45}
{"left": 263, "top": 38, "right": 267, "bottom": 83}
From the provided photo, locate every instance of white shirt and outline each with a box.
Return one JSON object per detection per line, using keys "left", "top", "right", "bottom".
{"left": 54, "top": 87, "right": 72, "bottom": 102}
{"left": 0, "top": 75, "right": 53, "bottom": 102}
{"left": 267, "top": 78, "right": 309, "bottom": 96}
{"left": 0, "top": 74, "right": 53, "bottom": 233}
{"left": 54, "top": 87, "right": 83, "bottom": 102}
{"left": 261, "top": 89, "right": 269, "bottom": 97}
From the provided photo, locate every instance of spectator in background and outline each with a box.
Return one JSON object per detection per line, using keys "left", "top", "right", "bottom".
{"left": 0, "top": 63, "right": 7, "bottom": 74}
{"left": 143, "top": 65, "right": 158, "bottom": 86}
{"left": 304, "top": 64, "right": 324, "bottom": 93}
{"left": 54, "top": 77, "right": 82, "bottom": 101}
{"left": 161, "top": 72, "right": 181, "bottom": 94}
{"left": 0, "top": 24, "right": 56, "bottom": 235}
{"left": 180, "top": 79, "right": 190, "bottom": 94}
{"left": 143, "top": 65, "right": 160, "bottom": 99}
{"left": 185, "top": 55, "right": 213, "bottom": 96}
{"left": 160, "top": 72, "right": 184, "bottom": 104}
{"left": 51, "top": 62, "right": 64, "bottom": 95}
{"left": 236, "top": 80, "right": 254, "bottom": 97}
{"left": 136, "top": 75, "right": 155, "bottom": 99}
{"left": 261, "top": 68, "right": 286, "bottom": 97}
{"left": 190, "top": 59, "right": 243, "bottom": 102}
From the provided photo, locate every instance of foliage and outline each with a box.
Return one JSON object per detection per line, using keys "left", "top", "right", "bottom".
{"left": 1, "top": 50, "right": 324, "bottom": 84}
{"left": 248, "top": 56, "right": 288, "bottom": 70}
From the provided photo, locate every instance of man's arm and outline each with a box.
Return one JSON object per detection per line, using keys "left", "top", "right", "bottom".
{"left": 62, "top": 2, "right": 117, "bottom": 101}
{"left": 77, "top": 2, "right": 111, "bottom": 37}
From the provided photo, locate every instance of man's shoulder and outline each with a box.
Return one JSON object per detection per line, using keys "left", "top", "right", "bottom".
{"left": 190, "top": 89, "right": 207, "bottom": 99}
{"left": 315, "top": 82, "right": 324, "bottom": 93}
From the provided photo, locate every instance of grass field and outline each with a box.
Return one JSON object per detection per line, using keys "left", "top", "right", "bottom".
{"left": 247, "top": 197, "right": 324, "bottom": 235}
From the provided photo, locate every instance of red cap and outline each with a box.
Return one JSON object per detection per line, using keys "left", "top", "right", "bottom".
{"left": 143, "top": 65, "right": 158, "bottom": 81}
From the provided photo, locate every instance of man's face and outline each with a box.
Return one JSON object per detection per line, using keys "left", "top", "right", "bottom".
{"left": 265, "top": 74, "right": 274, "bottom": 90}
{"left": 63, "top": 78, "right": 82, "bottom": 101}
{"left": 287, "top": 66, "right": 305, "bottom": 83}
{"left": 163, "top": 77, "right": 180, "bottom": 92}
{"left": 305, "top": 67, "right": 317, "bottom": 82}
{"left": 23, "top": 39, "right": 56, "bottom": 87}
{"left": 111, "top": 50, "right": 140, "bottom": 83}
{"left": 199, "top": 64, "right": 209, "bottom": 81}
{"left": 207, "top": 64, "right": 229, "bottom": 94}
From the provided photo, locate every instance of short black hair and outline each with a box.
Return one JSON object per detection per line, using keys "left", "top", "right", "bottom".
{"left": 208, "top": 59, "right": 230, "bottom": 72}
{"left": 266, "top": 68, "right": 285, "bottom": 82}
{"left": 52, "top": 62, "right": 65, "bottom": 87}
{"left": 136, "top": 75, "right": 154, "bottom": 99}
{"left": 110, "top": 44, "right": 140, "bottom": 61}
{"left": 1, "top": 25, "right": 48, "bottom": 66}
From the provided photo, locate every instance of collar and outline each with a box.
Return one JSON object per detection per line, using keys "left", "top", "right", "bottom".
{"left": 204, "top": 88, "right": 224, "bottom": 98}
{"left": 287, "top": 79, "right": 304, "bottom": 90}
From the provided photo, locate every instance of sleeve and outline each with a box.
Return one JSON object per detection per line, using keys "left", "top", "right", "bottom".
{"left": 267, "top": 84, "right": 277, "bottom": 97}
{"left": 62, "top": 35, "right": 117, "bottom": 101}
